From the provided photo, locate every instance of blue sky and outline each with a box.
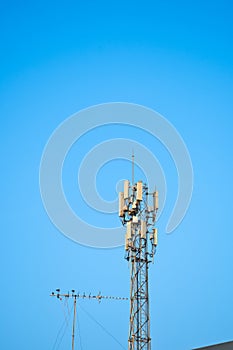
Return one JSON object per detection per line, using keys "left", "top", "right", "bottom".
{"left": 1, "top": 1, "right": 233, "bottom": 349}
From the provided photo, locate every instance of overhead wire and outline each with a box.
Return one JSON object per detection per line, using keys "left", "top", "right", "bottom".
{"left": 52, "top": 300, "right": 73, "bottom": 350}
{"left": 79, "top": 303, "right": 127, "bottom": 350}
{"left": 76, "top": 304, "right": 83, "bottom": 350}
{"left": 56, "top": 302, "right": 74, "bottom": 350}
{"left": 62, "top": 297, "right": 70, "bottom": 326}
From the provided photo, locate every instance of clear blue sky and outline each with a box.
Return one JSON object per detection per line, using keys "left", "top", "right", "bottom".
{"left": 1, "top": 1, "right": 233, "bottom": 349}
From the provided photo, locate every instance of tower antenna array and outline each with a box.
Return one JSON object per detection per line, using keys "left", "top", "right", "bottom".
{"left": 119, "top": 164, "right": 159, "bottom": 350}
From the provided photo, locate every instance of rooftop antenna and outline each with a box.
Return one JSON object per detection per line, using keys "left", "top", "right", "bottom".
{"left": 50, "top": 290, "right": 128, "bottom": 350}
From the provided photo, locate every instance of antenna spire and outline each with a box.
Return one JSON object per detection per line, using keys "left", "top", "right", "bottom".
{"left": 132, "top": 151, "right": 134, "bottom": 185}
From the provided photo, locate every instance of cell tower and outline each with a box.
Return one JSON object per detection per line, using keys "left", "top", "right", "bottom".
{"left": 119, "top": 158, "right": 158, "bottom": 350}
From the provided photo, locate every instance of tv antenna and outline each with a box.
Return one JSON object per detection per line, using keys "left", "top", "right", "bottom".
{"left": 50, "top": 289, "right": 128, "bottom": 350}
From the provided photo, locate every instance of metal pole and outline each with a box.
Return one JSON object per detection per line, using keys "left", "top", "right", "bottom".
{"left": 72, "top": 296, "right": 77, "bottom": 350}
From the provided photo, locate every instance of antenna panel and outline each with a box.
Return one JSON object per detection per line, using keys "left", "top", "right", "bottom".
{"left": 136, "top": 181, "right": 143, "bottom": 201}
{"left": 126, "top": 221, "right": 132, "bottom": 239}
{"left": 153, "top": 191, "right": 159, "bottom": 210}
{"left": 141, "top": 220, "right": 147, "bottom": 238}
{"left": 124, "top": 180, "right": 130, "bottom": 199}
{"left": 153, "top": 228, "right": 158, "bottom": 245}
{"left": 119, "top": 192, "right": 124, "bottom": 217}
{"left": 125, "top": 236, "right": 129, "bottom": 250}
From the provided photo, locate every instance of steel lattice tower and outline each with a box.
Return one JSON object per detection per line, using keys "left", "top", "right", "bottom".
{"left": 119, "top": 176, "right": 158, "bottom": 350}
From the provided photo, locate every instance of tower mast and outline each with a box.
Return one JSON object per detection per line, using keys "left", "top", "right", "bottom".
{"left": 119, "top": 166, "right": 158, "bottom": 350}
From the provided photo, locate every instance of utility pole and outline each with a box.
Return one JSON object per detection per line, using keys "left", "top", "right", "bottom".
{"left": 119, "top": 171, "right": 158, "bottom": 350}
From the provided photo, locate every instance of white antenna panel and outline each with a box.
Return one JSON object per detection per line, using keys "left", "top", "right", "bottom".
{"left": 125, "top": 236, "right": 129, "bottom": 251}
{"left": 153, "top": 228, "right": 158, "bottom": 245}
{"left": 119, "top": 192, "right": 124, "bottom": 217}
{"left": 124, "top": 180, "right": 130, "bottom": 199}
{"left": 153, "top": 191, "right": 159, "bottom": 210}
{"left": 136, "top": 181, "right": 143, "bottom": 201}
{"left": 141, "top": 220, "right": 147, "bottom": 238}
{"left": 126, "top": 222, "right": 132, "bottom": 239}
